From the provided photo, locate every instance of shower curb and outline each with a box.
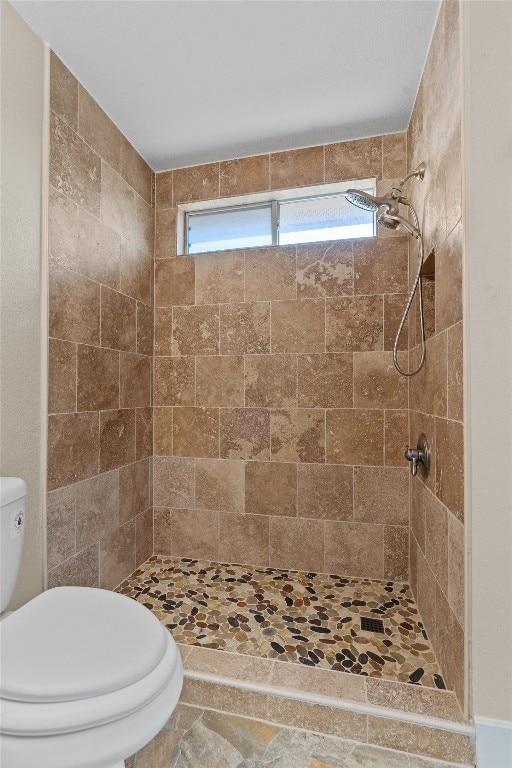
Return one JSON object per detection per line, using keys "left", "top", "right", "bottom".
{"left": 181, "top": 670, "right": 475, "bottom": 765}
{"left": 183, "top": 668, "right": 474, "bottom": 735}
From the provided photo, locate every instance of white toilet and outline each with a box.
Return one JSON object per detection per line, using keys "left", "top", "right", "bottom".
{"left": 0, "top": 478, "right": 184, "bottom": 768}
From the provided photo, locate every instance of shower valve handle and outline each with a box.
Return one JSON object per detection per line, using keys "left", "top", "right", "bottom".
{"left": 405, "top": 447, "right": 420, "bottom": 476}
{"left": 405, "top": 434, "right": 431, "bottom": 477}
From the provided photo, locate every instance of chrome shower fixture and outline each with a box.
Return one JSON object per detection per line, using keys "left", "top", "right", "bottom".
{"left": 343, "top": 162, "right": 427, "bottom": 377}
{"left": 376, "top": 210, "right": 420, "bottom": 239}
{"left": 343, "top": 189, "right": 395, "bottom": 213}
{"left": 344, "top": 162, "right": 425, "bottom": 223}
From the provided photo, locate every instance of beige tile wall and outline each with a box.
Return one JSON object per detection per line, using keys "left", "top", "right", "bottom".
{"left": 152, "top": 133, "right": 412, "bottom": 579}
{"left": 406, "top": 1, "right": 465, "bottom": 708}
{"left": 47, "top": 53, "right": 155, "bottom": 589}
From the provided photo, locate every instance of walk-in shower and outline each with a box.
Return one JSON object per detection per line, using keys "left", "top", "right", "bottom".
{"left": 344, "top": 163, "right": 426, "bottom": 377}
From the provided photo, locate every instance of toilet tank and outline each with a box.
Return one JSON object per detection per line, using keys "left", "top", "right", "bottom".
{"left": 0, "top": 478, "right": 27, "bottom": 614}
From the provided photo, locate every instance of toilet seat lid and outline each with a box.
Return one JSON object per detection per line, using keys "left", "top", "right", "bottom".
{"left": 0, "top": 587, "right": 168, "bottom": 703}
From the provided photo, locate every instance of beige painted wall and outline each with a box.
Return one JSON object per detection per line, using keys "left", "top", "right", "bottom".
{"left": 0, "top": 2, "right": 47, "bottom": 608}
{"left": 464, "top": 0, "right": 512, "bottom": 723}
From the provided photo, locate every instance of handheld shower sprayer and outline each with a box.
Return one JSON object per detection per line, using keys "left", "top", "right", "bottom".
{"left": 344, "top": 162, "right": 427, "bottom": 377}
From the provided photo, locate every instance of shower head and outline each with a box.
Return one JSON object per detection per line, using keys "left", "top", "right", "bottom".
{"left": 344, "top": 186, "right": 421, "bottom": 239}
{"left": 377, "top": 211, "right": 420, "bottom": 239}
{"left": 344, "top": 189, "right": 398, "bottom": 214}
{"left": 344, "top": 189, "right": 380, "bottom": 212}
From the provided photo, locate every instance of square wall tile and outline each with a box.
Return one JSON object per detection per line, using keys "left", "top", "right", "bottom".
{"left": 76, "top": 206, "right": 121, "bottom": 290}
{"left": 296, "top": 242, "right": 353, "bottom": 298}
{"left": 324, "top": 520, "right": 384, "bottom": 579}
{"left": 325, "top": 137, "right": 382, "bottom": 182}
{"left": 48, "top": 544, "right": 99, "bottom": 589}
{"left": 120, "top": 353, "right": 151, "bottom": 408}
{"left": 220, "top": 303, "right": 270, "bottom": 355}
{"left": 245, "top": 247, "right": 296, "bottom": 302}
{"left": 195, "top": 458, "right": 244, "bottom": 513}
{"left": 155, "top": 258, "right": 195, "bottom": 307}
{"left": 154, "top": 357, "right": 195, "bottom": 407}
{"left": 99, "top": 519, "right": 136, "bottom": 590}
{"left": 172, "top": 305, "right": 219, "bottom": 356}
{"left": 155, "top": 171, "right": 173, "bottom": 209}
{"left": 220, "top": 408, "right": 270, "bottom": 461}
{"left": 99, "top": 409, "right": 136, "bottom": 472}
{"left": 297, "top": 464, "right": 353, "bottom": 521}
{"left": 170, "top": 508, "right": 219, "bottom": 560}
{"left": 245, "top": 354, "right": 297, "bottom": 408}
{"left": 155, "top": 207, "right": 177, "bottom": 258}
{"left": 76, "top": 470, "right": 119, "bottom": 550}
{"left": 384, "top": 525, "right": 409, "bottom": 581}
{"left": 100, "top": 286, "right": 137, "bottom": 353}
{"left": 196, "top": 356, "right": 244, "bottom": 407}
{"left": 353, "top": 351, "right": 408, "bottom": 409}
{"left": 137, "top": 303, "right": 154, "bottom": 357}
{"left": 78, "top": 84, "right": 122, "bottom": 172}
{"left": 154, "top": 308, "right": 173, "bottom": 356}
{"left": 382, "top": 133, "right": 407, "bottom": 179}
{"left": 384, "top": 294, "right": 409, "bottom": 352}
{"left": 270, "top": 408, "right": 325, "bottom": 463}
{"left": 136, "top": 407, "right": 153, "bottom": 461}
{"left": 120, "top": 136, "right": 153, "bottom": 204}
{"left": 173, "top": 407, "right": 219, "bottom": 458}
{"left": 326, "top": 409, "right": 384, "bottom": 466}
{"left": 353, "top": 237, "right": 408, "bottom": 295}
{"left": 326, "top": 296, "right": 383, "bottom": 353}
{"left": 297, "top": 353, "right": 352, "bottom": 408}
{"left": 48, "top": 412, "right": 99, "bottom": 490}
{"left": 153, "top": 407, "right": 173, "bottom": 456}
{"left": 49, "top": 265, "right": 100, "bottom": 345}
{"left": 384, "top": 410, "right": 409, "bottom": 466}
{"left": 153, "top": 457, "right": 194, "bottom": 508}
{"left": 220, "top": 155, "right": 270, "bottom": 197}
{"left": 245, "top": 461, "right": 297, "bottom": 517}
{"left": 269, "top": 517, "right": 324, "bottom": 571}
{"left": 173, "top": 162, "right": 219, "bottom": 205}
{"left": 270, "top": 147, "right": 324, "bottom": 189}
{"left": 50, "top": 112, "right": 100, "bottom": 217}
{"left": 76, "top": 345, "right": 119, "bottom": 412}
{"left": 354, "top": 466, "right": 409, "bottom": 525}
{"left": 119, "top": 459, "right": 150, "bottom": 523}
{"left": 218, "top": 512, "right": 269, "bottom": 566}
{"left": 196, "top": 250, "right": 244, "bottom": 304}
{"left": 100, "top": 163, "right": 136, "bottom": 243}
{"left": 271, "top": 299, "right": 325, "bottom": 353}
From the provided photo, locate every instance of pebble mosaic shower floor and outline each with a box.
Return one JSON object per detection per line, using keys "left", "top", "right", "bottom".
{"left": 117, "top": 556, "right": 446, "bottom": 690}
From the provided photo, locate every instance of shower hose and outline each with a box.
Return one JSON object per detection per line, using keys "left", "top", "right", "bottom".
{"left": 392, "top": 202, "right": 426, "bottom": 377}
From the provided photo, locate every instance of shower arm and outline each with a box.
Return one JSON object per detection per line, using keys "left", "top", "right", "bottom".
{"left": 389, "top": 162, "right": 426, "bottom": 203}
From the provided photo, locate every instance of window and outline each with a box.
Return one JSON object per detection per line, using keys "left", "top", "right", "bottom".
{"left": 182, "top": 180, "right": 375, "bottom": 255}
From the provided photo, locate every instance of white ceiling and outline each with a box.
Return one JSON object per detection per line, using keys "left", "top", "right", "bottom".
{"left": 12, "top": 0, "right": 440, "bottom": 171}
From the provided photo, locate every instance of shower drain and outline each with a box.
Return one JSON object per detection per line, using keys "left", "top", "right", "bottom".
{"left": 360, "top": 616, "right": 385, "bottom": 633}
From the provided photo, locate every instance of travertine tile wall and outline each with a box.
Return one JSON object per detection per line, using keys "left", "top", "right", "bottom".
{"left": 407, "top": 1, "right": 465, "bottom": 708}
{"left": 152, "top": 134, "right": 412, "bottom": 579}
{"left": 46, "top": 53, "right": 155, "bottom": 589}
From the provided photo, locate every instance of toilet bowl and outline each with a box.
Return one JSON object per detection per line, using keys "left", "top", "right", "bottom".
{"left": 0, "top": 586, "right": 184, "bottom": 768}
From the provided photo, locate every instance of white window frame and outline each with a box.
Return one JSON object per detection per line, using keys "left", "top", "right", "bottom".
{"left": 177, "top": 178, "right": 376, "bottom": 255}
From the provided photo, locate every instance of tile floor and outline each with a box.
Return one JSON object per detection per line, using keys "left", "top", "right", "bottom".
{"left": 127, "top": 704, "right": 468, "bottom": 768}
{"left": 117, "top": 556, "right": 446, "bottom": 689}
